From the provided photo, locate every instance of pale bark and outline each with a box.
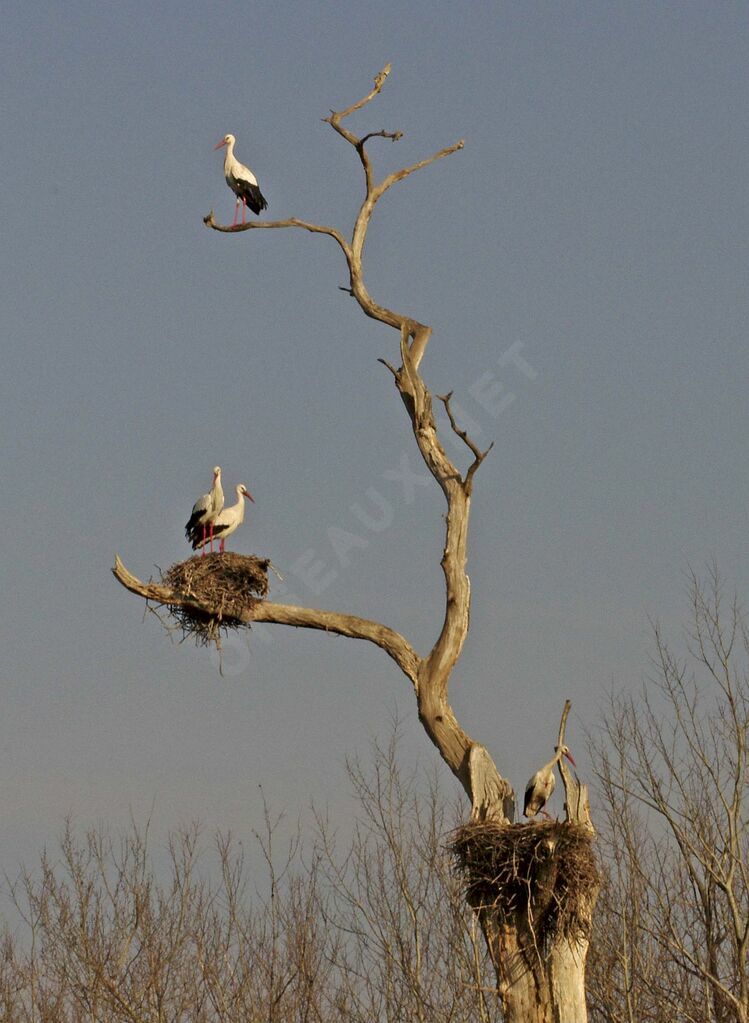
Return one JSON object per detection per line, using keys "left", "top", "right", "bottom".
{"left": 114, "top": 66, "right": 596, "bottom": 1021}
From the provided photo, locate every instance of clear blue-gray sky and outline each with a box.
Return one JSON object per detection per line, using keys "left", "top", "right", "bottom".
{"left": 1, "top": 1, "right": 747, "bottom": 872}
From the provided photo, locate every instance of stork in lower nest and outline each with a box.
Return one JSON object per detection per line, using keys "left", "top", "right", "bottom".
{"left": 523, "top": 745, "right": 576, "bottom": 819}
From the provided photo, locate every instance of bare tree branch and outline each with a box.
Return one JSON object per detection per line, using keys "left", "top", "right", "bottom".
{"left": 371, "top": 140, "right": 465, "bottom": 201}
{"left": 202, "top": 211, "right": 350, "bottom": 255}
{"left": 324, "top": 63, "right": 393, "bottom": 141}
{"left": 252, "top": 602, "right": 420, "bottom": 683}
{"left": 555, "top": 699, "right": 593, "bottom": 829}
{"left": 437, "top": 391, "right": 494, "bottom": 494}
{"left": 360, "top": 129, "right": 403, "bottom": 145}
{"left": 112, "top": 556, "right": 420, "bottom": 684}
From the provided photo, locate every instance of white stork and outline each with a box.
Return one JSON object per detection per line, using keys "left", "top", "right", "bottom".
{"left": 193, "top": 484, "right": 254, "bottom": 553}
{"left": 185, "top": 466, "right": 224, "bottom": 554}
{"left": 523, "top": 745, "right": 577, "bottom": 819}
{"left": 214, "top": 133, "right": 268, "bottom": 226}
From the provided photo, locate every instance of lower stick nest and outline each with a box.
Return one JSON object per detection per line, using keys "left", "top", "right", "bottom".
{"left": 161, "top": 553, "right": 270, "bottom": 647}
{"left": 451, "top": 820, "right": 599, "bottom": 948}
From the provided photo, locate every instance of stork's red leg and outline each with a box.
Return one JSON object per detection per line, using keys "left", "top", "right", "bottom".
{"left": 220, "top": 538, "right": 225, "bottom": 553}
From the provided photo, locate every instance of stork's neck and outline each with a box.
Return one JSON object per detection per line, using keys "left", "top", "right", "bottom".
{"left": 223, "top": 137, "right": 236, "bottom": 172}
{"left": 231, "top": 490, "right": 247, "bottom": 520}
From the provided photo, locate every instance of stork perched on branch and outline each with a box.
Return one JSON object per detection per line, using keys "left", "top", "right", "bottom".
{"left": 193, "top": 483, "right": 254, "bottom": 553}
{"left": 185, "top": 466, "right": 224, "bottom": 555}
{"left": 214, "top": 133, "right": 268, "bottom": 226}
{"left": 523, "top": 745, "right": 577, "bottom": 819}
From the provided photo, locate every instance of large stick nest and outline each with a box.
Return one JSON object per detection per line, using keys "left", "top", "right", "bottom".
{"left": 161, "top": 553, "right": 269, "bottom": 647}
{"left": 451, "top": 820, "right": 599, "bottom": 948}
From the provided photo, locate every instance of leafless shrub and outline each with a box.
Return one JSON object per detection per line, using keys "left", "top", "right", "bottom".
{"left": 588, "top": 565, "right": 749, "bottom": 1023}
{"left": 313, "top": 732, "right": 501, "bottom": 1023}
{"left": 0, "top": 736, "right": 500, "bottom": 1023}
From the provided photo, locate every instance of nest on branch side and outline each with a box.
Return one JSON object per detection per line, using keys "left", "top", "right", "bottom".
{"left": 161, "top": 553, "right": 269, "bottom": 647}
{"left": 451, "top": 820, "right": 599, "bottom": 949}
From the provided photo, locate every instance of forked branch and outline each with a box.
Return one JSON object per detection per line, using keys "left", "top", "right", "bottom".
{"left": 438, "top": 391, "right": 495, "bottom": 495}
{"left": 324, "top": 63, "right": 393, "bottom": 142}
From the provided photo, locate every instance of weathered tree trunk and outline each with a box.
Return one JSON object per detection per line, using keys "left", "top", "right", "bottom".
{"left": 481, "top": 881, "right": 594, "bottom": 1022}
{"left": 503, "top": 937, "right": 589, "bottom": 1022}
{"left": 457, "top": 702, "right": 598, "bottom": 1021}
{"left": 114, "top": 67, "right": 598, "bottom": 1022}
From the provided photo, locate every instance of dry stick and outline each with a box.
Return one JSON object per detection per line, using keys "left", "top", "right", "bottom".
{"left": 557, "top": 699, "right": 572, "bottom": 749}
{"left": 437, "top": 391, "right": 495, "bottom": 495}
{"left": 555, "top": 700, "right": 594, "bottom": 830}
{"left": 359, "top": 129, "right": 403, "bottom": 145}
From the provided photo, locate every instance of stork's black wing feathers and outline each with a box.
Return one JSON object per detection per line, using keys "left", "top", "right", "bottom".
{"left": 193, "top": 516, "right": 232, "bottom": 550}
{"left": 523, "top": 782, "right": 535, "bottom": 816}
{"left": 185, "top": 510, "right": 204, "bottom": 541}
{"left": 209, "top": 518, "right": 232, "bottom": 539}
{"left": 235, "top": 180, "right": 268, "bottom": 215}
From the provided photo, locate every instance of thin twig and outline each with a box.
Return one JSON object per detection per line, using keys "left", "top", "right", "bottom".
{"left": 360, "top": 129, "right": 403, "bottom": 145}
{"left": 324, "top": 63, "right": 392, "bottom": 135}
{"left": 372, "top": 141, "right": 465, "bottom": 202}
{"left": 437, "top": 391, "right": 494, "bottom": 493}
{"left": 378, "top": 357, "right": 398, "bottom": 379}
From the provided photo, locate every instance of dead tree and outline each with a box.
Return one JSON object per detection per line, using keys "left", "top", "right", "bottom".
{"left": 113, "top": 66, "right": 598, "bottom": 1022}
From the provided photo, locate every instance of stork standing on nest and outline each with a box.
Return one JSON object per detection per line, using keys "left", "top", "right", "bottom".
{"left": 185, "top": 466, "right": 224, "bottom": 555}
{"left": 523, "top": 745, "right": 577, "bottom": 819}
{"left": 214, "top": 133, "right": 268, "bottom": 226}
{"left": 193, "top": 484, "right": 254, "bottom": 553}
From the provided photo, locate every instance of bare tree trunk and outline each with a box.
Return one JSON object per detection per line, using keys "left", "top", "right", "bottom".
{"left": 454, "top": 702, "right": 597, "bottom": 1022}
{"left": 113, "top": 66, "right": 596, "bottom": 1021}
{"left": 498, "top": 934, "right": 589, "bottom": 1023}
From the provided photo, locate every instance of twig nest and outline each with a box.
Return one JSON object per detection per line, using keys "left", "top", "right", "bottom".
{"left": 162, "top": 553, "right": 270, "bottom": 646}
{"left": 451, "top": 820, "right": 599, "bottom": 948}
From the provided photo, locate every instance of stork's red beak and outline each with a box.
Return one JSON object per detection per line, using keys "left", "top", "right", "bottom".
{"left": 564, "top": 750, "right": 577, "bottom": 768}
{"left": 244, "top": 491, "right": 255, "bottom": 503}
{"left": 214, "top": 139, "right": 227, "bottom": 150}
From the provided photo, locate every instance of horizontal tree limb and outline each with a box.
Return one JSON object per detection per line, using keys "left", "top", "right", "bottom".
{"left": 112, "top": 556, "right": 420, "bottom": 683}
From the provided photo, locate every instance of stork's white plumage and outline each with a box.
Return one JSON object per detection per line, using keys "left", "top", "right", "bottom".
{"left": 523, "top": 745, "right": 577, "bottom": 818}
{"left": 214, "top": 133, "right": 268, "bottom": 226}
{"left": 185, "top": 466, "right": 224, "bottom": 553}
{"left": 194, "top": 484, "right": 254, "bottom": 552}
